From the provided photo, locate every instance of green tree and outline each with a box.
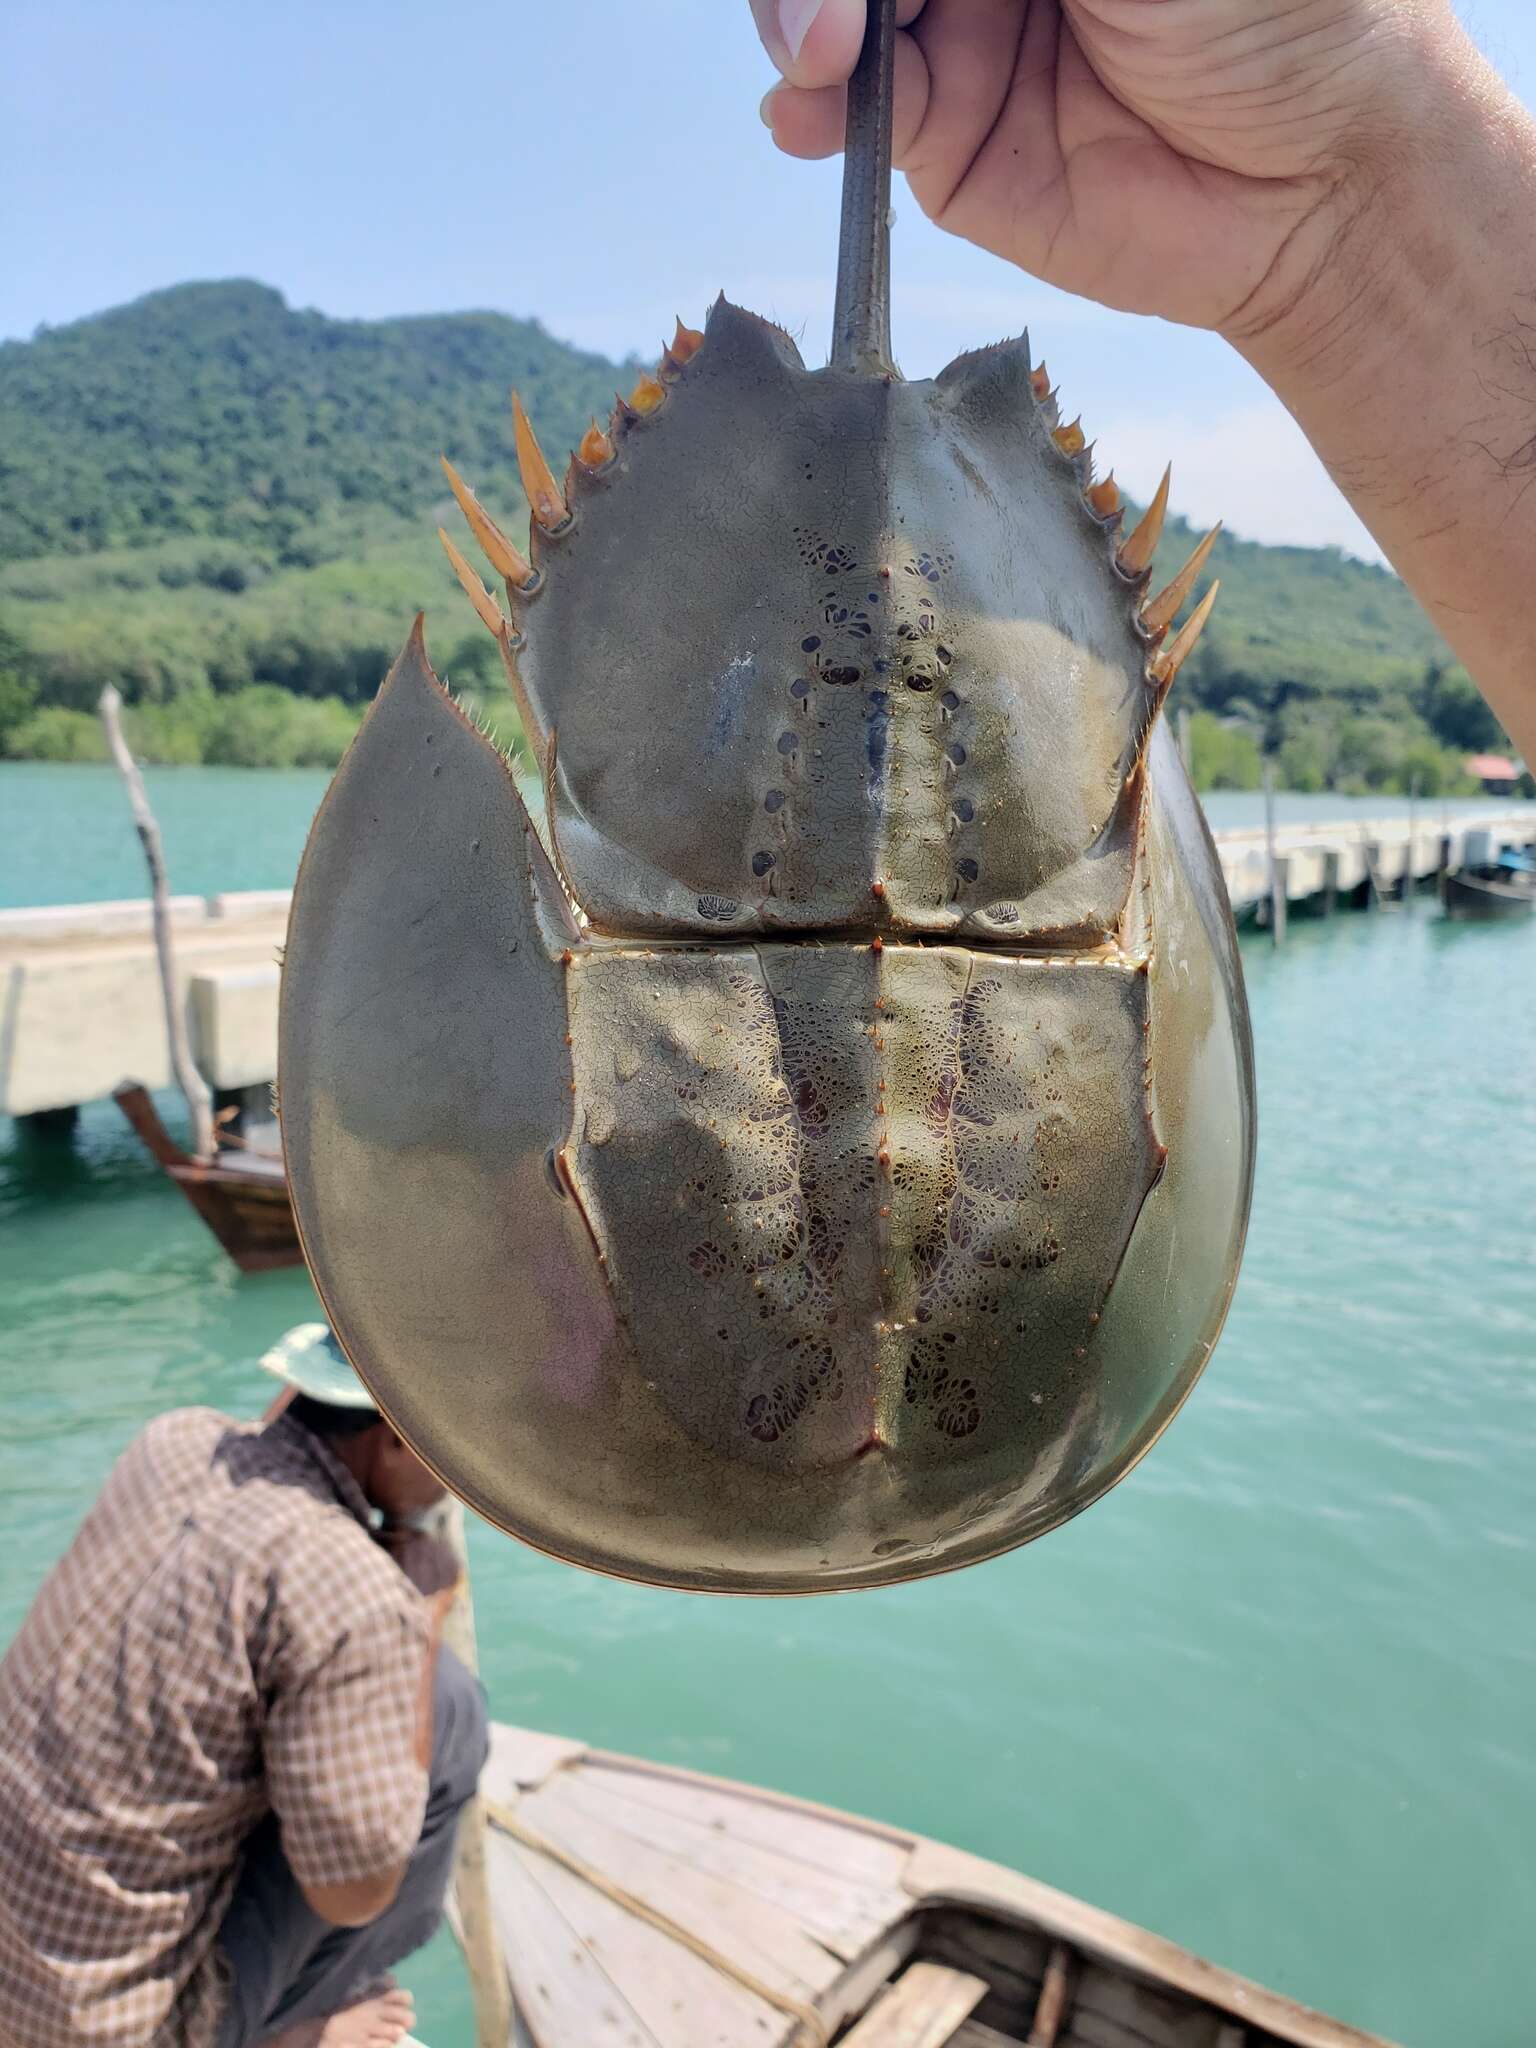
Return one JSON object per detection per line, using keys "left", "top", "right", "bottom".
{"left": 1188, "top": 712, "right": 1262, "bottom": 791}
{"left": 7, "top": 706, "right": 108, "bottom": 761}
{"left": 1418, "top": 660, "right": 1506, "bottom": 754}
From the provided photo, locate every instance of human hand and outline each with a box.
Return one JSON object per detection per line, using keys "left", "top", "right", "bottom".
{"left": 753, "top": 0, "right": 1468, "bottom": 342}
{"left": 375, "top": 1525, "right": 462, "bottom": 1606}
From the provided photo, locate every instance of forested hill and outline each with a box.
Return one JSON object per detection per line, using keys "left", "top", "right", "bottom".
{"left": 0, "top": 280, "right": 1509, "bottom": 787}
{"left": 0, "top": 279, "right": 626, "bottom": 559}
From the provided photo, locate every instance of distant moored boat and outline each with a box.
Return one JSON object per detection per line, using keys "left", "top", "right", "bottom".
{"left": 1442, "top": 845, "right": 1536, "bottom": 920}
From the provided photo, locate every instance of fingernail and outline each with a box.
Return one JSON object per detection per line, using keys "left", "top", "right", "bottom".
{"left": 778, "top": 0, "right": 823, "bottom": 62}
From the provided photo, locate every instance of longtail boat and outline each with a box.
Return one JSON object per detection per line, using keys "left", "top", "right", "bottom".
{"left": 113, "top": 1083, "right": 300, "bottom": 1272}
{"left": 469, "top": 1722, "right": 1397, "bottom": 2048}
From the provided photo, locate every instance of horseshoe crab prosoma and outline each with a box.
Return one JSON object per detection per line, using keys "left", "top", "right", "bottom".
{"left": 279, "top": 2, "right": 1255, "bottom": 1592}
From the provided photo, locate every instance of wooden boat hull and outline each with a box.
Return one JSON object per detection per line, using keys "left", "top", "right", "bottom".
{"left": 1442, "top": 869, "right": 1535, "bottom": 919}
{"left": 113, "top": 1084, "right": 302, "bottom": 1272}
{"left": 478, "top": 1722, "right": 1400, "bottom": 2048}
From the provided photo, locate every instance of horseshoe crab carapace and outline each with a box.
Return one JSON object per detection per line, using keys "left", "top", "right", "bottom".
{"left": 278, "top": 1, "right": 1256, "bottom": 1593}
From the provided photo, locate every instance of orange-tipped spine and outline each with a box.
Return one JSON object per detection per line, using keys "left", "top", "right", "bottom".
{"left": 1052, "top": 418, "right": 1086, "bottom": 458}
{"left": 1150, "top": 581, "right": 1219, "bottom": 685}
{"left": 628, "top": 372, "right": 667, "bottom": 416}
{"left": 1143, "top": 524, "right": 1222, "bottom": 637}
{"left": 669, "top": 316, "right": 704, "bottom": 364}
{"left": 439, "top": 528, "right": 510, "bottom": 640}
{"left": 440, "top": 456, "right": 535, "bottom": 589}
{"left": 511, "top": 392, "right": 570, "bottom": 530}
{"left": 1117, "top": 465, "right": 1171, "bottom": 577}
{"left": 577, "top": 419, "right": 615, "bottom": 470}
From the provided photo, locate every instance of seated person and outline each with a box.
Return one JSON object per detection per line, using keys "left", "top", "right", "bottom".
{"left": 0, "top": 1324, "right": 489, "bottom": 2048}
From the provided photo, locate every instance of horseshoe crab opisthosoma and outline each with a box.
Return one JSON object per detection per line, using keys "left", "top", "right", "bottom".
{"left": 278, "top": 3, "right": 1255, "bottom": 1593}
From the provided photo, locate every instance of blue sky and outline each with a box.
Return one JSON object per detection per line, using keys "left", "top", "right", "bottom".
{"left": 4, "top": 1, "right": 1531, "bottom": 561}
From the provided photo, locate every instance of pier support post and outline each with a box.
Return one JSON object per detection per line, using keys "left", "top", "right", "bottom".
{"left": 1364, "top": 841, "right": 1384, "bottom": 911}
{"left": 15, "top": 1104, "right": 80, "bottom": 1145}
{"left": 1321, "top": 850, "right": 1339, "bottom": 918}
{"left": 1262, "top": 762, "right": 1284, "bottom": 946}
{"left": 1269, "top": 856, "right": 1290, "bottom": 946}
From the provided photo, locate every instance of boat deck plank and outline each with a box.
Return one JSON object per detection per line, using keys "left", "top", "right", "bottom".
{"left": 839, "top": 1962, "right": 987, "bottom": 2046}
{"left": 484, "top": 1722, "right": 590, "bottom": 1796}
{"left": 489, "top": 1825, "right": 794, "bottom": 2048}
{"left": 583, "top": 1755, "right": 914, "bottom": 1891}
{"left": 485, "top": 1826, "right": 662, "bottom": 2048}
{"left": 514, "top": 1771, "right": 845, "bottom": 1996}
{"left": 535, "top": 1766, "right": 906, "bottom": 1961}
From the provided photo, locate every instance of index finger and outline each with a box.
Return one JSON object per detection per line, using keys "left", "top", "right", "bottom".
{"left": 749, "top": 0, "right": 926, "bottom": 88}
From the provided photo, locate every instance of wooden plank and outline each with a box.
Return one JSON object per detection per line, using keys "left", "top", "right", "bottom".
{"left": 516, "top": 1773, "right": 844, "bottom": 1996}
{"left": 1067, "top": 1960, "right": 1242, "bottom": 2048}
{"left": 483, "top": 1722, "right": 589, "bottom": 1797}
{"left": 432, "top": 1504, "right": 512, "bottom": 2048}
{"left": 1073, "top": 1957, "right": 1228, "bottom": 2039}
{"left": 900, "top": 1843, "right": 1401, "bottom": 2048}
{"left": 542, "top": 1768, "right": 906, "bottom": 1960}
{"left": 584, "top": 1745, "right": 916, "bottom": 1849}
{"left": 813, "top": 1930, "right": 922, "bottom": 2043}
{"left": 587, "top": 1757, "right": 912, "bottom": 1891}
{"left": 484, "top": 1831, "right": 661, "bottom": 2048}
{"left": 496, "top": 1829, "right": 795, "bottom": 2048}
{"left": 1030, "top": 1943, "right": 1074, "bottom": 2045}
{"left": 839, "top": 1962, "right": 987, "bottom": 2047}
{"left": 919, "top": 1905, "right": 1047, "bottom": 2030}
{"left": 949, "top": 2027, "right": 1019, "bottom": 2048}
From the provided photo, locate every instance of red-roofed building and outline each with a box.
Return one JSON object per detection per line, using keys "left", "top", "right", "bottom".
{"left": 1465, "top": 753, "right": 1521, "bottom": 794}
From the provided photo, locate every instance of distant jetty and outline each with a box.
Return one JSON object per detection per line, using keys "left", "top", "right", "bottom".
{"left": 2, "top": 809, "right": 1532, "bottom": 1129}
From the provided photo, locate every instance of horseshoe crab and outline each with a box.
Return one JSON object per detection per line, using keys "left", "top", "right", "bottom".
{"left": 279, "top": 3, "right": 1255, "bottom": 1592}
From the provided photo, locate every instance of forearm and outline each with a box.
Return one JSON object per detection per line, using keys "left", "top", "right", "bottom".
{"left": 411, "top": 1582, "right": 459, "bottom": 1769}
{"left": 1228, "top": 26, "right": 1536, "bottom": 761}
{"left": 413, "top": 1615, "right": 444, "bottom": 1772}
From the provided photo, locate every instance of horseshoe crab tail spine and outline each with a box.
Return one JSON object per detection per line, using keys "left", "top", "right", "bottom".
{"left": 830, "top": 0, "right": 898, "bottom": 376}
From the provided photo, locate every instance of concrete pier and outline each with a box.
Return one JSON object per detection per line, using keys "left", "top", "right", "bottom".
{"left": 1, "top": 892, "right": 287, "bottom": 1120}
{"left": 2, "top": 812, "right": 1532, "bottom": 1120}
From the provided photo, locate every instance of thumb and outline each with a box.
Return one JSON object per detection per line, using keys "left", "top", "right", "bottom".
{"left": 750, "top": 0, "right": 923, "bottom": 87}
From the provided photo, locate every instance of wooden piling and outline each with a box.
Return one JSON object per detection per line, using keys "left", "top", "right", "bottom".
{"left": 1262, "top": 762, "right": 1284, "bottom": 946}
{"left": 99, "top": 686, "right": 216, "bottom": 1160}
{"left": 1363, "top": 839, "right": 1384, "bottom": 911}
{"left": 1321, "top": 849, "right": 1339, "bottom": 919}
{"left": 430, "top": 1498, "right": 513, "bottom": 2048}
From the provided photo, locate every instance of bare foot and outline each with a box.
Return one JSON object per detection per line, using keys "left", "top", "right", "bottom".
{"left": 262, "top": 1984, "right": 416, "bottom": 2048}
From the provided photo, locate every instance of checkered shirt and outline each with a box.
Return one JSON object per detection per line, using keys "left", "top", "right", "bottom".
{"left": 0, "top": 1409, "right": 431, "bottom": 2048}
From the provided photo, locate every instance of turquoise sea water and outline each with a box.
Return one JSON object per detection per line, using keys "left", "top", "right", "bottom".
{"left": 2, "top": 768, "right": 1535, "bottom": 2047}
{"left": 1, "top": 760, "right": 1526, "bottom": 909}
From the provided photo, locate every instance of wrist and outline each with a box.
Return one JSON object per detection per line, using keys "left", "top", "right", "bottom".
{"left": 1221, "top": 13, "right": 1502, "bottom": 391}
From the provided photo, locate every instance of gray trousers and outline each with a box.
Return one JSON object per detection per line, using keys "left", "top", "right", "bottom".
{"left": 216, "top": 1646, "right": 489, "bottom": 2048}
